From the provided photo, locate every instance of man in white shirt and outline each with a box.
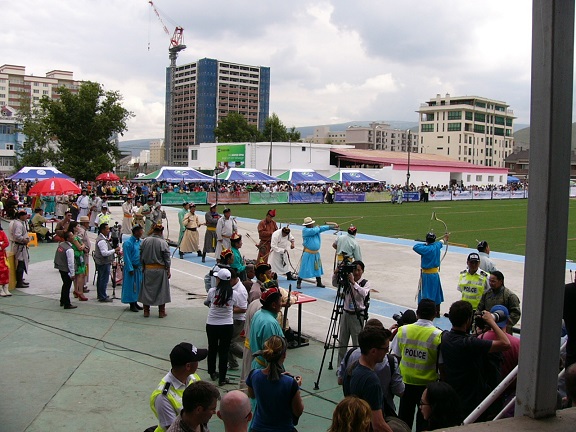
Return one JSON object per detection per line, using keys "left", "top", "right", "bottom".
{"left": 269, "top": 227, "right": 297, "bottom": 281}
{"left": 76, "top": 190, "right": 90, "bottom": 221}
{"left": 53, "top": 231, "right": 77, "bottom": 309}
{"left": 93, "top": 223, "right": 120, "bottom": 302}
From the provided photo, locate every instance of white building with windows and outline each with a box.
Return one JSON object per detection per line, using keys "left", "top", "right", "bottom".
{"left": 417, "top": 94, "right": 515, "bottom": 167}
{"left": 189, "top": 142, "right": 508, "bottom": 187}
{"left": 0, "top": 65, "right": 82, "bottom": 172}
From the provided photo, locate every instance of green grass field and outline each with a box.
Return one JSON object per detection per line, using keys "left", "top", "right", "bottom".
{"left": 204, "top": 199, "right": 576, "bottom": 259}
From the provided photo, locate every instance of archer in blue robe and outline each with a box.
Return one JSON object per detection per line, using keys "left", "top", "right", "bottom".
{"left": 299, "top": 225, "right": 332, "bottom": 279}
{"left": 121, "top": 234, "right": 143, "bottom": 304}
{"left": 413, "top": 241, "right": 444, "bottom": 305}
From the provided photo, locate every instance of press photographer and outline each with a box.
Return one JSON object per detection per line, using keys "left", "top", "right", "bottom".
{"left": 333, "top": 258, "right": 371, "bottom": 365}
{"left": 440, "top": 300, "right": 511, "bottom": 419}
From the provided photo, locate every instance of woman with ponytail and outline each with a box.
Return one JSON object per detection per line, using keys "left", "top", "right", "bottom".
{"left": 246, "top": 335, "right": 304, "bottom": 431}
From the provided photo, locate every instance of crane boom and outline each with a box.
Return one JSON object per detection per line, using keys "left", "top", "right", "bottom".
{"left": 148, "top": 1, "right": 185, "bottom": 49}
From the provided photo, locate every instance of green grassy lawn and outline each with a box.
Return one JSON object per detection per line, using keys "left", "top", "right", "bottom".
{"left": 200, "top": 199, "right": 576, "bottom": 259}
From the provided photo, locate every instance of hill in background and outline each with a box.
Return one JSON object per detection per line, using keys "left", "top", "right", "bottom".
{"left": 295, "top": 121, "right": 418, "bottom": 137}
{"left": 513, "top": 123, "right": 576, "bottom": 150}
{"left": 118, "top": 122, "right": 532, "bottom": 154}
{"left": 118, "top": 138, "right": 161, "bottom": 156}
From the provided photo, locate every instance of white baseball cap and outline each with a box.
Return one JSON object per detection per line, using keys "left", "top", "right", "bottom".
{"left": 216, "top": 268, "right": 231, "bottom": 280}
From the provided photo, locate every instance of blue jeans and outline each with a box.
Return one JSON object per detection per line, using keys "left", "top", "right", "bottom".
{"left": 96, "top": 263, "right": 111, "bottom": 300}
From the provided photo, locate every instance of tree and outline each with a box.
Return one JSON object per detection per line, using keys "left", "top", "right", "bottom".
{"left": 287, "top": 126, "right": 301, "bottom": 142}
{"left": 214, "top": 112, "right": 262, "bottom": 142}
{"left": 16, "top": 95, "right": 56, "bottom": 169}
{"left": 16, "top": 81, "right": 133, "bottom": 180}
{"left": 262, "top": 113, "right": 301, "bottom": 142}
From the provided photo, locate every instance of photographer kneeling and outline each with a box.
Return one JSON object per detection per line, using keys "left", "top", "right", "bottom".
{"left": 333, "top": 259, "right": 370, "bottom": 365}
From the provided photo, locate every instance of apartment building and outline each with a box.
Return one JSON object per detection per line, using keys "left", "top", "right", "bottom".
{"left": 307, "top": 126, "right": 347, "bottom": 144}
{"left": 345, "top": 122, "right": 419, "bottom": 152}
{"left": 417, "top": 93, "right": 515, "bottom": 167}
{"left": 0, "top": 64, "right": 81, "bottom": 109}
{"left": 0, "top": 65, "right": 82, "bottom": 173}
{"left": 167, "top": 58, "right": 270, "bottom": 165}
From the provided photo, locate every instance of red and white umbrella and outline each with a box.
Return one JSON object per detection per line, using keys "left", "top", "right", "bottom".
{"left": 27, "top": 177, "right": 81, "bottom": 197}
{"left": 96, "top": 172, "right": 120, "bottom": 181}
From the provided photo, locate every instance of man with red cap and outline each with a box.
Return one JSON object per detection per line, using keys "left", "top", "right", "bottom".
{"left": 256, "top": 209, "right": 278, "bottom": 264}
{"left": 269, "top": 226, "right": 297, "bottom": 281}
{"left": 249, "top": 287, "right": 284, "bottom": 371}
{"left": 332, "top": 225, "right": 362, "bottom": 264}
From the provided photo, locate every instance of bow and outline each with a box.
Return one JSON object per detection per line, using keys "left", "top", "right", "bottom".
{"left": 430, "top": 212, "right": 449, "bottom": 262}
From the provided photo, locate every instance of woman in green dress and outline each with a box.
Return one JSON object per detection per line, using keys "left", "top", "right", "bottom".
{"left": 67, "top": 221, "right": 88, "bottom": 301}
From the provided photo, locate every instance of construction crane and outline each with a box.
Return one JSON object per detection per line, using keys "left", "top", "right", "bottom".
{"left": 148, "top": 0, "right": 187, "bottom": 166}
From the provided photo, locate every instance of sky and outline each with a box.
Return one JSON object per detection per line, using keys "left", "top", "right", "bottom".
{"left": 4, "top": 0, "right": 534, "bottom": 141}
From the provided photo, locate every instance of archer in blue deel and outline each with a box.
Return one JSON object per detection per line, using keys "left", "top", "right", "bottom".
{"left": 413, "top": 216, "right": 450, "bottom": 317}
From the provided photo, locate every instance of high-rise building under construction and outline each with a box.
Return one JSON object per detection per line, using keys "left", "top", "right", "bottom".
{"left": 166, "top": 58, "right": 270, "bottom": 166}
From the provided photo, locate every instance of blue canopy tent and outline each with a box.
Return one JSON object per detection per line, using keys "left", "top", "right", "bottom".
{"left": 217, "top": 168, "right": 279, "bottom": 183}
{"left": 329, "top": 170, "right": 379, "bottom": 183}
{"left": 136, "top": 167, "right": 213, "bottom": 183}
{"left": 8, "top": 166, "right": 73, "bottom": 181}
{"left": 277, "top": 169, "right": 332, "bottom": 184}
{"left": 507, "top": 175, "right": 520, "bottom": 183}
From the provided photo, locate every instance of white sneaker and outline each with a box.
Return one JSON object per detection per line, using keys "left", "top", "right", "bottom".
{"left": 1, "top": 286, "right": 10, "bottom": 297}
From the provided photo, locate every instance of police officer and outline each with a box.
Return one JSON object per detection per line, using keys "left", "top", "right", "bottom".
{"left": 149, "top": 342, "right": 208, "bottom": 432}
{"left": 457, "top": 252, "right": 489, "bottom": 309}
{"left": 390, "top": 298, "right": 442, "bottom": 432}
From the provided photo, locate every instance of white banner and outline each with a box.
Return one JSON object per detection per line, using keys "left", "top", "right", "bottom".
{"left": 451, "top": 191, "right": 473, "bottom": 200}
{"left": 511, "top": 190, "right": 527, "bottom": 199}
{"left": 472, "top": 191, "right": 492, "bottom": 200}
{"left": 429, "top": 191, "right": 452, "bottom": 201}
{"left": 492, "top": 190, "right": 511, "bottom": 199}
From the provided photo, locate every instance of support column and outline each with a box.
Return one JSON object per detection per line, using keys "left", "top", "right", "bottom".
{"left": 515, "top": 0, "right": 575, "bottom": 418}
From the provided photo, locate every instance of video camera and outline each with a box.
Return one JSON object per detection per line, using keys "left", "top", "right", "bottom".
{"left": 393, "top": 309, "right": 417, "bottom": 327}
{"left": 473, "top": 310, "right": 507, "bottom": 330}
{"left": 338, "top": 253, "right": 356, "bottom": 275}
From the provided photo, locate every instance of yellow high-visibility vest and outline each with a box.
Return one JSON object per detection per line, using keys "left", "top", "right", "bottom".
{"left": 396, "top": 324, "right": 442, "bottom": 385}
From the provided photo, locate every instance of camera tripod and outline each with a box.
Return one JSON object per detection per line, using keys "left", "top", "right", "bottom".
{"left": 313, "top": 267, "right": 365, "bottom": 390}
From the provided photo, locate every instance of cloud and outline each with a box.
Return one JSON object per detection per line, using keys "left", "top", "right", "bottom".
{"left": 3, "top": 0, "right": 538, "bottom": 141}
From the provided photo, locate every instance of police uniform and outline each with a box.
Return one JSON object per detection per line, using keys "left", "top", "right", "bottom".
{"left": 150, "top": 342, "right": 207, "bottom": 432}
{"left": 150, "top": 370, "right": 201, "bottom": 432}
{"left": 457, "top": 268, "right": 489, "bottom": 309}
{"left": 391, "top": 319, "right": 442, "bottom": 431}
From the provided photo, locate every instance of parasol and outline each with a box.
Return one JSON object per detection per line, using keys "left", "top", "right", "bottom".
{"left": 96, "top": 172, "right": 120, "bottom": 181}
{"left": 27, "top": 177, "right": 81, "bottom": 197}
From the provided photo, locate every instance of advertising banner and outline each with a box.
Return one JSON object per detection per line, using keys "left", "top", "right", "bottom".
{"left": 206, "top": 191, "right": 250, "bottom": 204}
{"left": 492, "top": 191, "right": 511, "bottom": 200}
{"left": 216, "top": 144, "right": 246, "bottom": 170}
{"left": 334, "top": 193, "right": 366, "bottom": 203}
{"left": 249, "top": 192, "right": 290, "bottom": 204}
{"left": 404, "top": 192, "right": 421, "bottom": 202}
{"left": 365, "top": 192, "right": 391, "bottom": 202}
{"left": 451, "top": 191, "right": 473, "bottom": 200}
{"left": 511, "top": 190, "right": 527, "bottom": 199}
{"left": 472, "top": 191, "right": 492, "bottom": 200}
{"left": 161, "top": 192, "right": 207, "bottom": 205}
{"left": 428, "top": 191, "right": 452, "bottom": 201}
{"left": 289, "top": 192, "right": 325, "bottom": 203}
